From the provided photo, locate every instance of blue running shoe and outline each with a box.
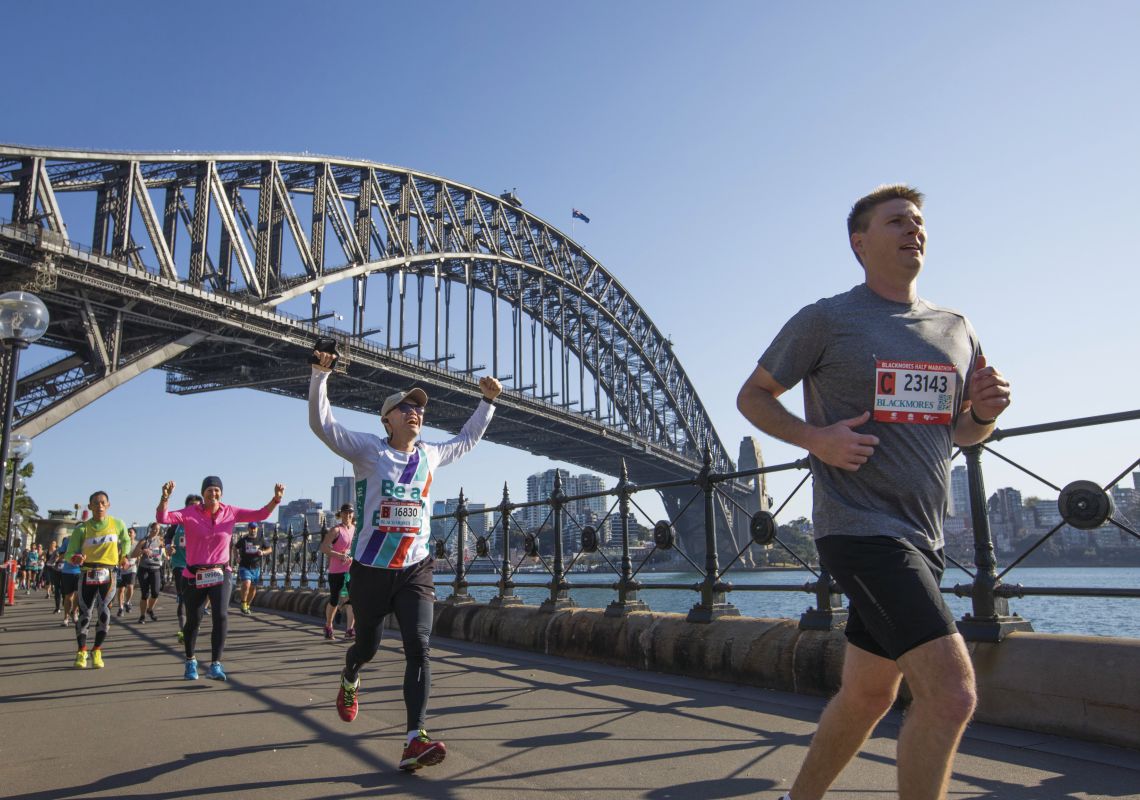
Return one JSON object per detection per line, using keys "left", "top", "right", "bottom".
{"left": 184, "top": 658, "right": 199, "bottom": 680}
{"left": 207, "top": 661, "right": 227, "bottom": 681}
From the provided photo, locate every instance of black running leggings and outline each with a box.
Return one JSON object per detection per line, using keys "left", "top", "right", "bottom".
{"left": 327, "top": 572, "right": 348, "bottom": 608}
{"left": 49, "top": 568, "right": 63, "bottom": 611}
{"left": 343, "top": 560, "right": 434, "bottom": 732}
{"left": 77, "top": 578, "right": 114, "bottom": 649}
{"left": 138, "top": 567, "right": 162, "bottom": 601}
{"left": 181, "top": 575, "right": 232, "bottom": 662}
{"left": 172, "top": 571, "right": 187, "bottom": 628}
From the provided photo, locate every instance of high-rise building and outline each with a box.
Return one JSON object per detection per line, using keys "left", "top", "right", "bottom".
{"left": 331, "top": 476, "right": 354, "bottom": 513}
{"left": 950, "top": 465, "right": 970, "bottom": 518}
{"left": 568, "top": 472, "right": 609, "bottom": 546}
{"left": 526, "top": 469, "right": 570, "bottom": 531}
{"left": 569, "top": 473, "right": 607, "bottom": 522}
{"left": 431, "top": 497, "right": 488, "bottom": 555}
{"left": 278, "top": 498, "right": 324, "bottom": 533}
{"left": 988, "top": 487, "right": 1026, "bottom": 539}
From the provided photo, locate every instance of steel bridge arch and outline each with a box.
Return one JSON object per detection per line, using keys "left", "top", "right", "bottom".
{"left": 0, "top": 145, "right": 732, "bottom": 473}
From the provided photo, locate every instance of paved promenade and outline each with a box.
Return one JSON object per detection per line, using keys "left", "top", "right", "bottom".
{"left": 2, "top": 593, "right": 1138, "bottom": 800}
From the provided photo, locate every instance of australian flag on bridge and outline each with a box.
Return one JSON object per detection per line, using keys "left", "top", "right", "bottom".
{"left": 572, "top": 208, "right": 590, "bottom": 224}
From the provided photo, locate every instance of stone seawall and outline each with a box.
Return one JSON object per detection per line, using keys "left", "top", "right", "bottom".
{"left": 243, "top": 587, "right": 1140, "bottom": 750}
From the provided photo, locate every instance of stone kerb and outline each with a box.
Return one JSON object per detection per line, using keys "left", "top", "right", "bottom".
{"left": 206, "top": 586, "right": 1140, "bottom": 751}
{"left": 968, "top": 634, "right": 1140, "bottom": 749}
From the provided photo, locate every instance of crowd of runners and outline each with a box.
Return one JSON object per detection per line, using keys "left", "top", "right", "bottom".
{"left": 12, "top": 355, "right": 502, "bottom": 774}
{"left": 14, "top": 487, "right": 357, "bottom": 649}
{"left": 6, "top": 185, "right": 1009, "bottom": 797}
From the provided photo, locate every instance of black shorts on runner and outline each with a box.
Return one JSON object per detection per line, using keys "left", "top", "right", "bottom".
{"left": 118, "top": 571, "right": 136, "bottom": 587}
{"left": 815, "top": 534, "right": 957, "bottom": 661}
{"left": 60, "top": 572, "right": 80, "bottom": 595}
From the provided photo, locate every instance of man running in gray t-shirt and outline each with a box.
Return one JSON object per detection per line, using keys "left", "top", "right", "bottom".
{"left": 738, "top": 185, "right": 1011, "bottom": 800}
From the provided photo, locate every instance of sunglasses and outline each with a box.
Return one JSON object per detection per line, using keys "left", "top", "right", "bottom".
{"left": 395, "top": 402, "right": 425, "bottom": 415}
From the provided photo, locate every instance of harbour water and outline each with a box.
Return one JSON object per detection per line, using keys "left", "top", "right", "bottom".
{"left": 432, "top": 566, "right": 1140, "bottom": 639}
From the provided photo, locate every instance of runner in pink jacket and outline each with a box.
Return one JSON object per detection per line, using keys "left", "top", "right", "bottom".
{"left": 157, "top": 475, "right": 284, "bottom": 681}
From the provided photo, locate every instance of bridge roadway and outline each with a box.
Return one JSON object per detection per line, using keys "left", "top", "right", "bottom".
{"left": 2, "top": 595, "right": 1138, "bottom": 800}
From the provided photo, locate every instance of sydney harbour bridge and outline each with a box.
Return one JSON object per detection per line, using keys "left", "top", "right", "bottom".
{"left": 0, "top": 145, "right": 763, "bottom": 550}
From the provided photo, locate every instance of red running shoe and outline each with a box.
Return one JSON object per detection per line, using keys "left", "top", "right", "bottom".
{"left": 399, "top": 730, "right": 447, "bottom": 771}
{"left": 336, "top": 674, "right": 359, "bottom": 722}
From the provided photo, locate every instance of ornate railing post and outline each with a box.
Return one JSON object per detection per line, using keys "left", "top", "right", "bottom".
{"left": 446, "top": 489, "right": 475, "bottom": 605}
{"left": 799, "top": 567, "right": 847, "bottom": 630}
{"left": 284, "top": 526, "right": 294, "bottom": 589}
{"left": 269, "top": 528, "right": 279, "bottom": 588}
{"left": 687, "top": 448, "right": 739, "bottom": 622}
{"left": 956, "top": 444, "right": 1033, "bottom": 641}
{"left": 317, "top": 520, "right": 328, "bottom": 590}
{"left": 300, "top": 517, "right": 311, "bottom": 589}
{"left": 489, "top": 482, "right": 522, "bottom": 607}
{"left": 541, "top": 471, "right": 574, "bottom": 611}
{"left": 607, "top": 459, "right": 648, "bottom": 616}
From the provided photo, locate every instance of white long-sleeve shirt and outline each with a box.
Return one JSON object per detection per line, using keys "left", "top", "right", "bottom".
{"left": 308, "top": 371, "right": 494, "bottom": 569}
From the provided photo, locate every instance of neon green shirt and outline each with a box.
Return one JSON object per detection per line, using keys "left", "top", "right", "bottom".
{"left": 63, "top": 517, "right": 131, "bottom": 568}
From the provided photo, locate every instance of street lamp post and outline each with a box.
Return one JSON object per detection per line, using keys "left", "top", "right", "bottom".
{"left": 0, "top": 291, "right": 50, "bottom": 614}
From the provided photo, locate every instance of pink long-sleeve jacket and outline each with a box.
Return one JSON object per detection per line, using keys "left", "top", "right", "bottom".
{"left": 158, "top": 503, "right": 274, "bottom": 578}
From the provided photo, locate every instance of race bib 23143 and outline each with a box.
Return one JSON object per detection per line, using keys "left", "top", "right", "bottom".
{"left": 874, "top": 359, "right": 956, "bottom": 426}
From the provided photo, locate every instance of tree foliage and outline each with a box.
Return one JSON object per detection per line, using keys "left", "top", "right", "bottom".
{"left": 1, "top": 460, "right": 38, "bottom": 552}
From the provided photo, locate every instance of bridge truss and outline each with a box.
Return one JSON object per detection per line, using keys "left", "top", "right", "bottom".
{"left": 0, "top": 146, "right": 736, "bottom": 492}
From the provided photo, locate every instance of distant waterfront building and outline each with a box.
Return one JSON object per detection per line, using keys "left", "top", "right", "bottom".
{"left": 950, "top": 465, "right": 970, "bottom": 517}
{"left": 431, "top": 497, "right": 488, "bottom": 555}
{"left": 526, "top": 469, "right": 570, "bottom": 531}
{"left": 278, "top": 498, "right": 323, "bottom": 533}
{"left": 569, "top": 473, "right": 607, "bottom": 527}
{"left": 331, "top": 476, "right": 354, "bottom": 512}
{"left": 1031, "top": 500, "right": 1063, "bottom": 530}
{"left": 985, "top": 487, "right": 1022, "bottom": 554}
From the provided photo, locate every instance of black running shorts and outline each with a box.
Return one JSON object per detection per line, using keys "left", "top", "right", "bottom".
{"left": 815, "top": 534, "right": 958, "bottom": 661}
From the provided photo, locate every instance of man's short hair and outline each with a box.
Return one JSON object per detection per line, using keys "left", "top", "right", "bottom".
{"left": 847, "top": 184, "right": 925, "bottom": 264}
{"left": 89, "top": 490, "right": 109, "bottom": 503}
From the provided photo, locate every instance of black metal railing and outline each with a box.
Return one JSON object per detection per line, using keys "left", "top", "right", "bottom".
{"left": 427, "top": 408, "right": 1140, "bottom": 642}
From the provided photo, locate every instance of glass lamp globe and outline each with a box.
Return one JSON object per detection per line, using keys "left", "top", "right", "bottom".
{"left": 0, "top": 292, "right": 50, "bottom": 343}
{"left": 9, "top": 434, "right": 31, "bottom": 461}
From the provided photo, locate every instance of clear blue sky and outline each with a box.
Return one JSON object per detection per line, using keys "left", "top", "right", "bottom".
{"left": 4, "top": 1, "right": 1139, "bottom": 529}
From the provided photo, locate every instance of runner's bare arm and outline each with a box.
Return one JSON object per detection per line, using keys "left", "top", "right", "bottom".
{"left": 156, "top": 481, "right": 174, "bottom": 521}
{"left": 954, "top": 354, "right": 1011, "bottom": 446}
{"left": 737, "top": 364, "right": 879, "bottom": 472}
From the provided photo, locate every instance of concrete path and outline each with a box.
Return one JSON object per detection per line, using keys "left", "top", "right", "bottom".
{"left": 2, "top": 592, "right": 1138, "bottom": 800}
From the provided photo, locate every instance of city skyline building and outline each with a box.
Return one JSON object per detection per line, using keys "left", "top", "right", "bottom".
{"left": 331, "top": 476, "right": 354, "bottom": 513}
{"left": 431, "top": 497, "right": 490, "bottom": 556}
{"left": 950, "top": 465, "right": 970, "bottom": 518}
{"left": 278, "top": 497, "right": 324, "bottom": 534}
{"left": 525, "top": 468, "right": 570, "bottom": 532}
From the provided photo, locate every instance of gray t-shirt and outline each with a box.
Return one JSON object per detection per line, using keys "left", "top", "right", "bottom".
{"left": 759, "top": 283, "right": 980, "bottom": 550}
{"left": 138, "top": 536, "right": 165, "bottom": 570}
